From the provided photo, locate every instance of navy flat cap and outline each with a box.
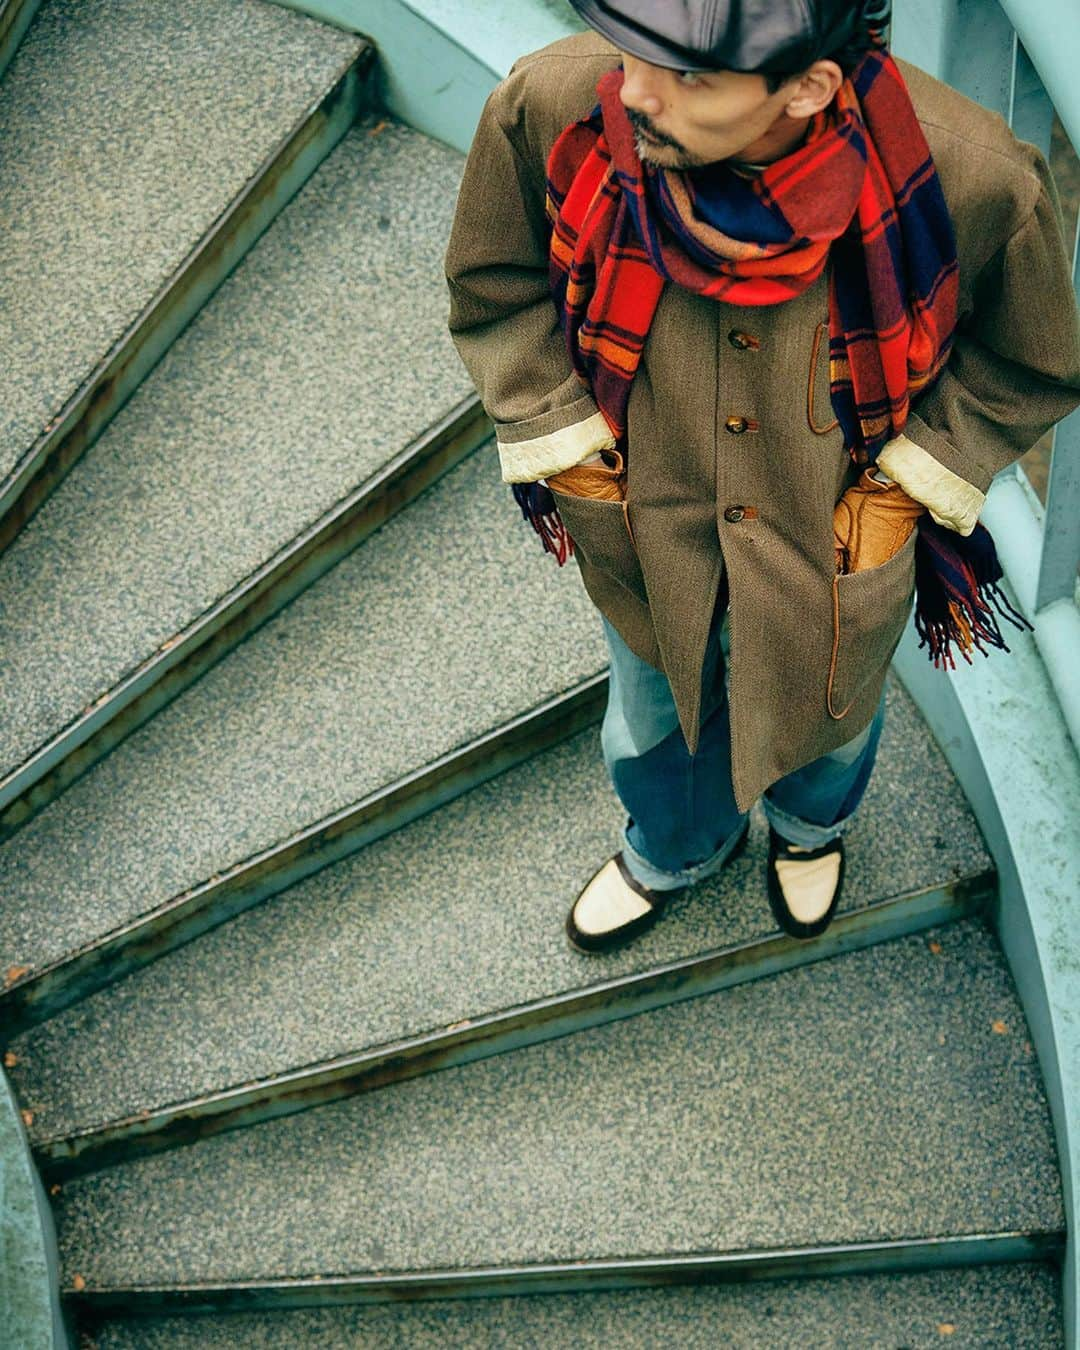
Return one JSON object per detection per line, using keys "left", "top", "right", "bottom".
{"left": 567, "top": 0, "right": 878, "bottom": 75}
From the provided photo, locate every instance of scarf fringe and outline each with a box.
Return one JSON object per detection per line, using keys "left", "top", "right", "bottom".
{"left": 913, "top": 517, "right": 1032, "bottom": 669}
{"left": 512, "top": 481, "right": 573, "bottom": 565}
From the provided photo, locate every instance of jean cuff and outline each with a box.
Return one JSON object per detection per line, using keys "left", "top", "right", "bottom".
{"left": 761, "top": 795, "right": 849, "bottom": 850}
{"left": 619, "top": 814, "right": 750, "bottom": 892}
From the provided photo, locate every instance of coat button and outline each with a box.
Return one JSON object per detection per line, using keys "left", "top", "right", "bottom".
{"left": 728, "top": 330, "right": 759, "bottom": 350}
{"left": 723, "top": 505, "right": 746, "bottom": 523}
{"left": 725, "top": 416, "right": 749, "bottom": 434}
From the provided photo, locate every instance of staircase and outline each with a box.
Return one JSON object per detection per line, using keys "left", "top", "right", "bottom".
{"left": 0, "top": 2, "right": 1070, "bottom": 1346}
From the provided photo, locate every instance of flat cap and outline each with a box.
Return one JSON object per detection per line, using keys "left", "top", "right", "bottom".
{"left": 567, "top": 0, "right": 873, "bottom": 75}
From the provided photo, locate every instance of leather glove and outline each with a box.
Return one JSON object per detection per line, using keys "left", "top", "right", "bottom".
{"left": 833, "top": 467, "right": 926, "bottom": 574}
{"left": 545, "top": 447, "right": 626, "bottom": 501}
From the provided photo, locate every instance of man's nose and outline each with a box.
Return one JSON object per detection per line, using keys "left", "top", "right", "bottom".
{"left": 619, "top": 57, "right": 664, "bottom": 116}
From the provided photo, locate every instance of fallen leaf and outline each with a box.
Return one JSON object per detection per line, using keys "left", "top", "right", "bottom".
{"left": 369, "top": 120, "right": 388, "bottom": 136}
{"left": 20, "top": 1108, "right": 33, "bottom": 1127}
{"left": 937, "top": 1033, "right": 946, "bottom": 1046}
{"left": 49, "top": 1183, "right": 62, "bottom": 1196}
{"left": 937, "top": 1323, "right": 956, "bottom": 1335}
{"left": 4, "top": 964, "right": 31, "bottom": 986}
{"left": 4, "top": 1050, "right": 18, "bottom": 1067}
{"left": 71, "top": 1274, "right": 86, "bottom": 1292}
{"left": 992, "top": 1020, "right": 1008, "bottom": 1035}
{"left": 928, "top": 940, "right": 942, "bottom": 955}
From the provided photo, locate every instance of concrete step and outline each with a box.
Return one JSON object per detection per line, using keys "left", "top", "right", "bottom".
{"left": 9, "top": 677, "right": 994, "bottom": 1176}
{"left": 0, "top": 0, "right": 368, "bottom": 547}
{"left": 78, "top": 1261, "right": 1065, "bottom": 1348}
{"left": 0, "top": 114, "right": 484, "bottom": 836}
{"left": 53, "top": 916, "right": 1063, "bottom": 1310}
{"left": 0, "top": 446, "right": 604, "bottom": 1028}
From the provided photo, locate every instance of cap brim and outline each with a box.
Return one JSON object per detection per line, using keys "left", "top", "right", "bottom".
{"left": 568, "top": 0, "right": 708, "bottom": 71}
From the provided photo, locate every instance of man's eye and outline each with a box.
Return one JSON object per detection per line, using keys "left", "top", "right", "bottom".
{"left": 676, "top": 69, "right": 702, "bottom": 86}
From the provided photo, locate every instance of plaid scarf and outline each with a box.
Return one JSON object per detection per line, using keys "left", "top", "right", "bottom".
{"left": 513, "top": 47, "right": 1029, "bottom": 668}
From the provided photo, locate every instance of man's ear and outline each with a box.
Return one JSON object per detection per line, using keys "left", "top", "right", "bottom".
{"left": 783, "top": 59, "right": 843, "bottom": 118}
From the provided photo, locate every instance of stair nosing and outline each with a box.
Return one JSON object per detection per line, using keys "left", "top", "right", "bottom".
{"left": 0, "top": 42, "right": 372, "bottom": 549}
{"left": 62, "top": 1231, "right": 1063, "bottom": 1314}
{"left": 0, "top": 395, "right": 489, "bottom": 833}
{"left": 1, "top": 674, "right": 609, "bottom": 1029}
{"left": 34, "top": 869, "right": 994, "bottom": 1180}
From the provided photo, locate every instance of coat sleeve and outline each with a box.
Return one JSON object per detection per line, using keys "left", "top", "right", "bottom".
{"left": 444, "top": 70, "right": 615, "bottom": 484}
{"left": 880, "top": 145, "right": 1080, "bottom": 533}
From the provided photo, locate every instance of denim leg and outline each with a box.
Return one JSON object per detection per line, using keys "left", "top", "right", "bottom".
{"left": 762, "top": 687, "right": 887, "bottom": 849}
{"left": 599, "top": 602, "right": 748, "bottom": 891}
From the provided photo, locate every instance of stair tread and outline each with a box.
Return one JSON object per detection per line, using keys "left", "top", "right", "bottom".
{"left": 81, "top": 1262, "right": 1065, "bottom": 1348}
{"left": 12, "top": 678, "right": 991, "bottom": 1145}
{"left": 0, "top": 115, "right": 469, "bottom": 782}
{"left": 0, "top": 0, "right": 362, "bottom": 489}
{"left": 0, "top": 447, "right": 602, "bottom": 981}
{"left": 53, "top": 916, "right": 1062, "bottom": 1287}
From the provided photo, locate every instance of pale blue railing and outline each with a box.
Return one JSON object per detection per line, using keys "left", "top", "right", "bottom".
{"left": 894, "top": 0, "right": 1080, "bottom": 749}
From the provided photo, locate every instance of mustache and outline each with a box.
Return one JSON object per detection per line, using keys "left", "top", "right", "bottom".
{"left": 624, "top": 108, "right": 687, "bottom": 154}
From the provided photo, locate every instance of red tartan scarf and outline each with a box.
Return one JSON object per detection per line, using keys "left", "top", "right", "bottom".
{"left": 513, "top": 48, "right": 1029, "bottom": 668}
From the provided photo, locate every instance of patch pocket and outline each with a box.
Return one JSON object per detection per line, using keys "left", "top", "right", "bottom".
{"left": 547, "top": 487, "right": 647, "bottom": 605}
{"left": 827, "top": 527, "right": 917, "bottom": 719}
{"left": 808, "top": 319, "right": 840, "bottom": 436}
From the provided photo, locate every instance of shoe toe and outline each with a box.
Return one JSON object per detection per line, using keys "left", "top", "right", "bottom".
{"left": 571, "top": 858, "right": 653, "bottom": 937}
{"left": 773, "top": 851, "right": 843, "bottom": 924}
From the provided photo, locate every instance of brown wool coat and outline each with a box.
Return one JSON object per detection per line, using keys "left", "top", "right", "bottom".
{"left": 444, "top": 31, "right": 1080, "bottom": 813}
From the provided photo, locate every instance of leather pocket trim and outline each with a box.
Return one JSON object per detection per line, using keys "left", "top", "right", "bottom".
{"left": 808, "top": 320, "right": 840, "bottom": 436}
{"left": 827, "top": 528, "right": 917, "bottom": 719}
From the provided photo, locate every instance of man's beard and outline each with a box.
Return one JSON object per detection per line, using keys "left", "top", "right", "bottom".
{"left": 625, "top": 108, "right": 707, "bottom": 169}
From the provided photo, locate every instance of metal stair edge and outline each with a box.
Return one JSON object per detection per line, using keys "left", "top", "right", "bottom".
{"left": 0, "top": 396, "right": 489, "bottom": 839}
{"left": 0, "top": 675, "right": 609, "bottom": 1032}
{"left": 0, "top": 0, "right": 41, "bottom": 83}
{"left": 62, "top": 1232, "right": 1063, "bottom": 1319}
{"left": 0, "top": 43, "right": 373, "bottom": 554}
{"left": 34, "top": 869, "right": 994, "bottom": 1183}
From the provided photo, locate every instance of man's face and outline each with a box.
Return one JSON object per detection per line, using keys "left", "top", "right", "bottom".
{"left": 618, "top": 53, "right": 802, "bottom": 168}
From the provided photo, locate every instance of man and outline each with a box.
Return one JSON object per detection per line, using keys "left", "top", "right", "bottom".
{"left": 444, "top": 1, "right": 1080, "bottom": 952}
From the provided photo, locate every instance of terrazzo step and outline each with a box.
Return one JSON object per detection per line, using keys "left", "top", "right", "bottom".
{"left": 54, "top": 917, "right": 1064, "bottom": 1316}
{"left": 77, "top": 1262, "right": 1066, "bottom": 1349}
{"left": 0, "top": 0, "right": 369, "bottom": 548}
{"left": 10, "top": 677, "right": 994, "bottom": 1178}
{"left": 0, "top": 113, "right": 484, "bottom": 839}
{"left": 0, "top": 0, "right": 40, "bottom": 81}
{"left": 0, "top": 446, "right": 604, "bottom": 1030}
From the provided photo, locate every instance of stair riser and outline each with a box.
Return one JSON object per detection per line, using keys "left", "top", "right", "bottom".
{"left": 36, "top": 872, "right": 992, "bottom": 1182}
{"left": 2, "top": 677, "right": 609, "bottom": 1033}
{"left": 0, "top": 49, "right": 373, "bottom": 554}
{"left": 66, "top": 1233, "right": 1063, "bottom": 1319}
{"left": 0, "top": 398, "right": 490, "bottom": 836}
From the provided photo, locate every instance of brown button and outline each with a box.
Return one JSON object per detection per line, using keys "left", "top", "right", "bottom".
{"left": 728, "top": 329, "right": 760, "bottom": 351}
{"left": 723, "top": 505, "right": 746, "bottom": 523}
{"left": 725, "top": 416, "right": 749, "bottom": 434}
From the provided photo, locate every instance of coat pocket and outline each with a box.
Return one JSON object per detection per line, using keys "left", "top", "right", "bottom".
{"left": 547, "top": 486, "right": 647, "bottom": 605}
{"left": 827, "top": 526, "right": 917, "bottom": 719}
{"left": 808, "top": 319, "right": 840, "bottom": 436}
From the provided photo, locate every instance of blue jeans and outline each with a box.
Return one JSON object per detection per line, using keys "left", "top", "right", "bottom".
{"left": 600, "top": 597, "right": 886, "bottom": 893}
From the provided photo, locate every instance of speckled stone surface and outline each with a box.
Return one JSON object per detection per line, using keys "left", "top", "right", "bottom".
{"left": 0, "top": 115, "right": 470, "bottom": 781}
{"left": 52, "top": 917, "right": 1062, "bottom": 1287}
{"left": 0, "top": 0, "right": 362, "bottom": 487}
{"left": 0, "top": 447, "right": 604, "bottom": 979}
{"left": 10, "top": 677, "right": 991, "bottom": 1144}
{"left": 83, "top": 1262, "right": 1065, "bottom": 1349}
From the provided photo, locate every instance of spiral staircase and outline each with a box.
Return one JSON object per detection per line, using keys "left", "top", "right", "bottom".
{"left": 1, "top": 1, "right": 1077, "bottom": 1346}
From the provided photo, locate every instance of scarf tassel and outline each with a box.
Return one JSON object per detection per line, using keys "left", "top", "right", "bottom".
{"left": 512, "top": 481, "right": 574, "bottom": 565}
{"left": 913, "top": 517, "right": 1032, "bottom": 669}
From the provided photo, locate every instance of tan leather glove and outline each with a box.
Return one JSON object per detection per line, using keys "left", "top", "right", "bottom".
{"left": 833, "top": 467, "right": 926, "bottom": 573}
{"left": 545, "top": 447, "right": 626, "bottom": 501}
